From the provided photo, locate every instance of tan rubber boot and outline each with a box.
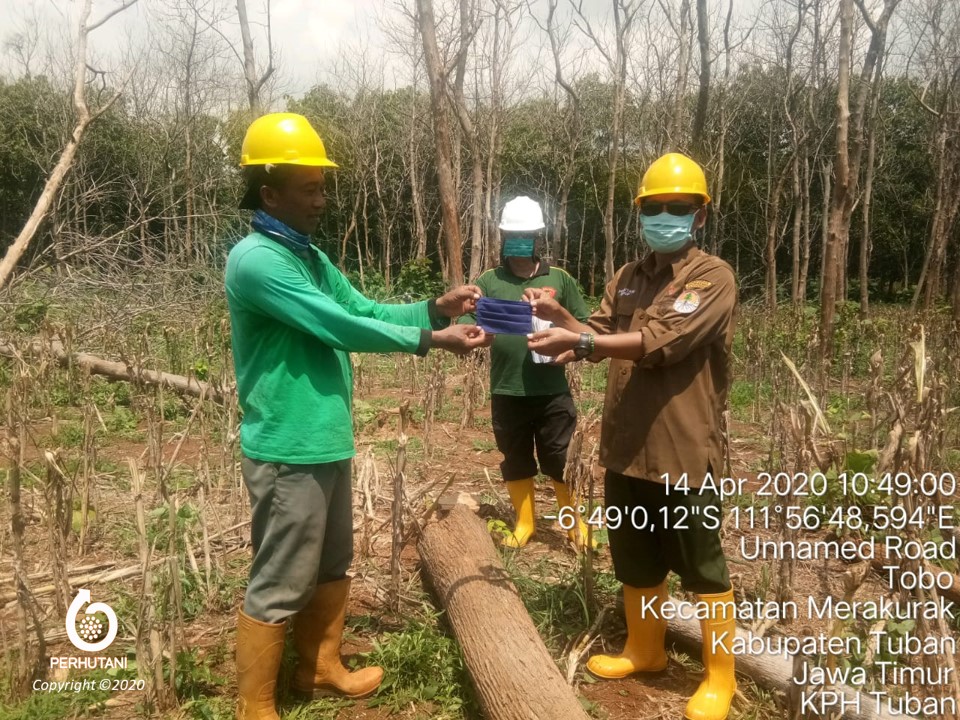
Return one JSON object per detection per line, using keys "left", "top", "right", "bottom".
{"left": 586, "top": 582, "right": 668, "bottom": 678}
{"left": 501, "top": 478, "right": 536, "bottom": 548}
{"left": 236, "top": 610, "right": 285, "bottom": 720}
{"left": 292, "top": 577, "right": 383, "bottom": 699}
{"left": 684, "top": 590, "right": 737, "bottom": 720}
{"left": 552, "top": 480, "right": 597, "bottom": 551}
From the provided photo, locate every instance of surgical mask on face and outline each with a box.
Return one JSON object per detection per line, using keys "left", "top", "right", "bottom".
{"left": 640, "top": 212, "right": 697, "bottom": 253}
{"left": 502, "top": 237, "right": 536, "bottom": 257}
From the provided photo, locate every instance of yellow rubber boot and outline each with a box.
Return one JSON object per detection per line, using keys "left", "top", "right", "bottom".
{"left": 586, "top": 583, "right": 668, "bottom": 678}
{"left": 292, "top": 578, "right": 384, "bottom": 699}
{"left": 685, "top": 590, "right": 737, "bottom": 720}
{"left": 502, "top": 478, "right": 536, "bottom": 548}
{"left": 552, "top": 480, "right": 596, "bottom": 551}
{"left": 236, "top": 610, "right": 285, "bottom": 720}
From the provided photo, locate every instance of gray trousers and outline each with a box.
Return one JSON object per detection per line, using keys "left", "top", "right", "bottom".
{"left": 241, "top": 456, "right": 354, "bottom": 623}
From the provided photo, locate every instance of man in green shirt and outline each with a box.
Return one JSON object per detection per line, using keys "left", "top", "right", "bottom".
{"left": 226, "top": 113, "right": 488, "bottom": 720}
{"left": 467, "top": 196, "right": 592, "bottom": 549}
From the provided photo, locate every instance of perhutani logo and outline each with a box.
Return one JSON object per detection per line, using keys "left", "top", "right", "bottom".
{"left": 66, "top": 589, "right": 118, "bottom": 652}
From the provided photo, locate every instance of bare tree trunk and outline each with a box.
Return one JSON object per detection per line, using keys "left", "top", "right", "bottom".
{"left": 838, "top": 223, "right": 848, "bottom": 303}
{"left": 360, "top": 187, "right": 371, "bottom": 284}
{"left": 408, "top": 105, "right": 429, "bottom": 260}
{"left": 837, "top": 0, "right": 900, "bottom": 306}
{"left": 709, "top": 0, "right": 735, "bottom": 257}
{"left": 953, "top": 252, "right": 960, "bottom": 322}
{"left": 820, "top": 159, "right": 831, "bottom": 292}
{"left": 483, "top": 0, "right": 514, "bottom": 270}
{"left": 764, "top": 121, "right": 790, "bottom": 311}
{"left": 821, "top": 0, "right": 852, "bottom": 359}
{"left": 606, "top": 3, "right": 634, "bottom": 284}
{"left": 912, "top": 108, "right": 960, "bottom": 312}
{"left": 765, "top": 175, "right": 785, "bottom": 312}
{"left": 818, "top": 0, "right": 900, "bottom": 344}
{"left": 446, "top": 1, "right": 485, "bottom": 280}
{"left": 781, "top": 0, "right": 804, "bottom": 307}
{"left": 571, "top": 2, "right": 637, "bottom": 285}
{"left": 859, "top": 104, "right": 878, "bottom": 318}
{"left": 467, "top": 157, "right": 484, "bottom": 278}
{"left": 546, "top": 0, "right": 583, "bottom": 268}
{"left": 602, "top": 95, "right": 622, "bottom": 286}
{"left": 373, "top": 141, "right": 392, "bottom": 285}
{"left": 341, "top": 191, "right": 363, "bottom": 265}
{"left": 556, "top": 174, "right": 574, "bottom": 265}
{"left": 0, "top": 0, "right": 139, "bottom": 291}
{"left": 668, "top": 0, "right": 692, "bottom": 145}
{"left": 918, "top": 158, "right": 960, "bottom": 310}
{"left": 691, "top": 0, "right": 710, "bottom": 153}
{"left": 236, "top": 0, "right": 274, "bottom": 113}
{"left": 799, "top": 156, "right": 812, "bottom": 304}
{"left": 791, "top": 154, "right": 802, "bottom": 305}
{"left": 417, "top": 0, "right": 465, "bottom": 285}
{"left": 182, "top": 9, "right": 198, "bottom": 263}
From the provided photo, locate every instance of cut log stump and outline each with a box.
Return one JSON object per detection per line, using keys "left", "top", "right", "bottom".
{"left": 418, "top": 504, "right": 591, "bottom": 720}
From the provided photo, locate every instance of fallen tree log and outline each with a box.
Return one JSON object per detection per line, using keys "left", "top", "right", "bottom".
{"left": 666, "top": 614, "right": 899, "bottom": 720}
{"left": 418, "top": 504, "right": 591, "bottom": 720}
{"left": 0, "top": 339, "right": 230, "bottom": 404}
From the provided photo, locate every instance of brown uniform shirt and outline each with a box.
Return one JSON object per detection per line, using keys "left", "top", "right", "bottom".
{"left": 587, "top": 244, "right": 737, "bottom": 487}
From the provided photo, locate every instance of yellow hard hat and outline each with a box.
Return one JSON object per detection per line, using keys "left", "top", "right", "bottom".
{"left": 635, "top": 152, "right": 710, "bottom": 205}
{"left": 240, "top": 112, "right": 338, "bottom": 168}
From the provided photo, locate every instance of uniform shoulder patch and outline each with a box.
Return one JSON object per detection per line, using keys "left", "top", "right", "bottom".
{"left": 685, "top": 279, "right": 713, "bottom": 290}
{"left": 673, "top": 290, "right": 701, "bottom": 314}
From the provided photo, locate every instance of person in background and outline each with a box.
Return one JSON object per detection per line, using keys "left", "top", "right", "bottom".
{"left": 225, "top": 112, "right": 488, "bottom": 720}
{"left": 464, "top": 195, "right": 592, "bottom": 549}
{"left": 525, "top": 154, "right": 738, "bottom": 720}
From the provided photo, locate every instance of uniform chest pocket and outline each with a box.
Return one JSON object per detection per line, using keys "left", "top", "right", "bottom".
{"left": 615, "top": 294, "right": 646, "bottom": 332}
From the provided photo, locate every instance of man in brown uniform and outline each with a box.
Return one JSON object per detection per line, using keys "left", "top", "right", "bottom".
{"left": 525, "top": 153, "right": 737, "bottom": 720}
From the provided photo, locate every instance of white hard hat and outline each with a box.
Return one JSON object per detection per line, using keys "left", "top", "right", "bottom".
{"left": 499, "top": 196, "right": 545, "bottom": 232}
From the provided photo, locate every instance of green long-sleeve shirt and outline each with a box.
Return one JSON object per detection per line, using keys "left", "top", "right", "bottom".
{"left": 225, "top": 233, "right": 446, "bottom": 463}
{"left": 461, "top": 262, "right": 590, "bottom": 396}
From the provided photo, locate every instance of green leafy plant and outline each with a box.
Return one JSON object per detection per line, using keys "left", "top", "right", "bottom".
{"left": 191, "top": 359, "right": 209, "bottom": 381}
{"left": 393, "top": 258, "right": 446, "bottom": 300}
{"left": 366, "top": 617, "right": 476, "bottom": 717}
{"left": 13, "top": 300, "right": 48, "bottom": 332}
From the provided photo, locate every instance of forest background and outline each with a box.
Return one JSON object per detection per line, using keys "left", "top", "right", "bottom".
{"left": 0, "top": 0, "right": 957, "bottom": 329}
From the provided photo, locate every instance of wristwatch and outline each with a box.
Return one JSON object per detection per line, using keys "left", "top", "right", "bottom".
{"left": 573, "top": 332, "right": 595, "bottom": 360}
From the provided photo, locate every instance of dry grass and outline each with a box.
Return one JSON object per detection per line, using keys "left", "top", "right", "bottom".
{"left": 0, "top": 271, "right": 959, "bottom": 718}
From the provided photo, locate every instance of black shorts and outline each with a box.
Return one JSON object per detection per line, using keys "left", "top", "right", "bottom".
{"left": 491, "top": 393, "right": 577, "bottom": 482}
{"left": 605, "top": 470, "right": 731, "bottom": 594}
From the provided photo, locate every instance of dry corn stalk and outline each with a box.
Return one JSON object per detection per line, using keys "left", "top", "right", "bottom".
{"left": 390, "top": 402, "right": 410, "bottom": 611}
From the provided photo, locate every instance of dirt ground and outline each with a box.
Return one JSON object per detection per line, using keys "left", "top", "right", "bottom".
{"left": 2, "top": 354, "right": 956, "bottom": 720}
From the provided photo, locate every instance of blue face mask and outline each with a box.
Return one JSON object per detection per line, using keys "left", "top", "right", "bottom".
{"left": 502, "top": 237, "right": 536, "bottom": 257}
{"left": 475, "top": 297, "right": 533, "bottom": 335}
{"left": 640, "top": 212, "right": 696, "bottom": 253}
